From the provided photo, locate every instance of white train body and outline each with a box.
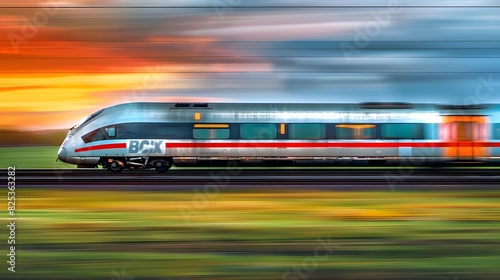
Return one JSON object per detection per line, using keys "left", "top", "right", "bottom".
{"left": 56, "top": 102, "right": 500, "bottom": 171}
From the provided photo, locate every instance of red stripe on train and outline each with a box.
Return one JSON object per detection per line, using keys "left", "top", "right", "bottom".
{"left": 167, "top": 142, "right": 500, "bottom": 148}
{"left": 74, "top": 141, "right": 500, "bottom": 152}
{"left": 477, "top": 142, "right": 500, "bottom": 147}
{"left": 75, "top": 143, "right": 127, "bottom": 152}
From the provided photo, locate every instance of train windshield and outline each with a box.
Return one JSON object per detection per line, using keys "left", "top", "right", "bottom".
{"left": 70, "top": 109, "right": 104, "bottom": 131}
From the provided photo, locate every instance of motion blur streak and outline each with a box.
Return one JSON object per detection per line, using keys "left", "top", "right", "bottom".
{"left": 2, "top": 1, "right": 500, "bottom": 129}
{"left": 16, "top": 188, "right": 500, "bottom": 279}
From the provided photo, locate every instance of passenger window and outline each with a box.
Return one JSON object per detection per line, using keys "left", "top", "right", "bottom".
{"left": 240, "top": 124, "right": 277, "bottom": 139}
{"left": 193, "top": 124, "right": 230, "bottom": 139}
{"left": 335, "top": 124, "right": 375, "bottom": 139}
{"left": 493, "top": 123, "right": 500, "bottom": 139}
{"left": 82, "top": 129, "right": 106, "bottom": 143}
{"left": 381, "top": 124, "right": 423, "bottom": 139}
{"left": 289, "top": 124, "right": 326, "bottom": 139}
{"left": 105, "top": 126, "right": 116, "bottom": 137}
{"left": 193, "top": 129, "right": 230, "bottom": 139}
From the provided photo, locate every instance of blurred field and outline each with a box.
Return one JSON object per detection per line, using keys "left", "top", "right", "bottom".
{"left": 0, "top": 146, "right": 73, "bottom": 169}
{"left": 0, "top": 128, "right": 72, "bottom": 168}
{"left": 0, "top": 129, "right": 68, "bottom": 146}
{"left": 4, "top": 189, "right": 500, "bottom": 279}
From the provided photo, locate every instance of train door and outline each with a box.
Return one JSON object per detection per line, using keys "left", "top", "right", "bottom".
{"left": 441, "top": 116, "right": 487, "bottom": 160}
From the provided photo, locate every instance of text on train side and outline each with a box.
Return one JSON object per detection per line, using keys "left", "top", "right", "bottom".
{"left": 129, "top": 140, "right": 163, "bottom": 153}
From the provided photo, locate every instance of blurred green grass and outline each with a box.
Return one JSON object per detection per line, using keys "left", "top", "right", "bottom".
{"left": 4, "top": 189, "right": 500, "bottom": 279}
{"left": 0, "top": 146, "right": 73, "bottom": 169}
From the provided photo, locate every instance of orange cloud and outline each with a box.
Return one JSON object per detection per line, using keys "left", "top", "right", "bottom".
{"left": 0, "top": 3, "right": 273, "bottom": 130}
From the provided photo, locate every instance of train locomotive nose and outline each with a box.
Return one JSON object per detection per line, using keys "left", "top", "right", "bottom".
{"left": 57, "top": 147, "right": 67, "bottom": 162}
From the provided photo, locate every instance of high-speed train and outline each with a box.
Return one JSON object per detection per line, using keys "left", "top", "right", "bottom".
{"left": 57, "top": 102, "right": 500, "bottom": 172}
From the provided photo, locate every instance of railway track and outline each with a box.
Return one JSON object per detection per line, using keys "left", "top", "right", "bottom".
{"left": 9, "top": 167, "right": 500, "bottom": 176}
{"left": 5, "top": 168, "right": 500, "bottom": 190}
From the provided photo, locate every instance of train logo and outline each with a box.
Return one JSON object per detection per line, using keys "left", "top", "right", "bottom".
{"left": 128, "top": 140, "right": 164, "bottom": 154}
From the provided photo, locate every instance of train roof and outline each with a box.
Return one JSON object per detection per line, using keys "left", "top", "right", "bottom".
{"left": 70, "top": 102, "right": 500, "bottom": 133}
{"left": 105, "top": 102, "right": 430, "bottom": 112}
{"left": 101, "top": 102, "right": 500, "bottom": 113}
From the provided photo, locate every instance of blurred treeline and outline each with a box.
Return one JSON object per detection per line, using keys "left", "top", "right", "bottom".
{"left": 0, "top": 129, "right": 68, "bottom": 146}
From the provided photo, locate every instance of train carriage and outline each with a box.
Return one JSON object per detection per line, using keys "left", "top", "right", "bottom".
{"left": 56, "top": 102, "right": 500, "bottom": 172}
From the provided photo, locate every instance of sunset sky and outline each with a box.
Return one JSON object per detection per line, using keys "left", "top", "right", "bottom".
{"left": 1, "top": 0, "right": 500, "bottom": 130}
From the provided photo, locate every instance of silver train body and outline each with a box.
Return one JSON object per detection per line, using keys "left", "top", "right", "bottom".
{"left": 57, "top": 102, "right": 500, "bottom": 171}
